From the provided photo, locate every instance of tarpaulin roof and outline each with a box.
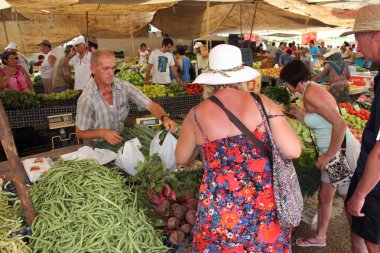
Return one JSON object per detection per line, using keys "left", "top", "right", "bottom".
{"left": 0, "top": 0, "right": 371, "bottom": 54}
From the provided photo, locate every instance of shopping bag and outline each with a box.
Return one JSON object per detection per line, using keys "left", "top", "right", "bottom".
{"left": 149, "top": 131, "right": 163, "bottom": 156}
{"left": 116, "top": 138, "right": 145, "bottom": 176}
{"left": 159, "top": 132, "right": 177, "bottom": 171}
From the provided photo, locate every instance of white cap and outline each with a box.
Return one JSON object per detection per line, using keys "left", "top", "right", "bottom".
{"left": 73, "top": 35, "right": 86, "bottom": 46}
{"left": 5, "top": 42, "right": 17, "bottom": 50}
{"left": 194, "top": 42, "right": 203, "bottom": 49}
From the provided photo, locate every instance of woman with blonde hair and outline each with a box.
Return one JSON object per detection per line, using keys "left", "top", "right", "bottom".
{"left": 175, "top": 44, "right": 301, "bottom": 252}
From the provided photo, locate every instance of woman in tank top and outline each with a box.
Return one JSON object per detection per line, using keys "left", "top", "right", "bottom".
{"left": 280, "top": 60, "right": 365, "bottom": 251}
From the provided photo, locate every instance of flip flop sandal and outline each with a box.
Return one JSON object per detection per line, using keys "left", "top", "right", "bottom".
{"left": 296, "top": 237, "right": 327, "bottom": 248}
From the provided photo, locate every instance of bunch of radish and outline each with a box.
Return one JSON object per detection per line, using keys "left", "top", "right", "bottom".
{"left": 153, "top": 191, "right": 198, "bottom": 248}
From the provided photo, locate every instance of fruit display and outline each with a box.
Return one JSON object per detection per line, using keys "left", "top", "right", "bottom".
{"left": 116, "top": 68, "right": 145, "bottom": 86}
{"left": 39, "top": 89, "right": 81, "bottom": 100}
{"left": 137, "top": 84, "right": 189, "bottom": 98}
{"left": 259, "top": 67, "right": 282, "bottom": 78}
{"left": 0, "top": 89, "right": 41, "bottom": 109}
{"left": 184, "top": 84, "right": 203, "bottom": 95}
{"left": 138, "top": 84, "right": 167, "bottom": 98}
{"left": 252, "top": 61, "right": 262, "bottom": 69}
{"left": 165, "top": 84, "right": 189, "bottom": 97}
{"left": 339, "top": 103, "right": 370, "bottom": 142}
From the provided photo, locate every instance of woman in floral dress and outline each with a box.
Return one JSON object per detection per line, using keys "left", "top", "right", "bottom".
{"left": 175, "top": 44, "right": 301, "bottom": 252}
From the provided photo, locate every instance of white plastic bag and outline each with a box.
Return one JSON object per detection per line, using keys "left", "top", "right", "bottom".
{"left": 159, "top": 132, "right": 178, "bottom": 171}
{"left": 149, "top": 131, "right": 163, "bottom": 156}
{"left": 116, "top": 138, "right": 145, "bottom": 176}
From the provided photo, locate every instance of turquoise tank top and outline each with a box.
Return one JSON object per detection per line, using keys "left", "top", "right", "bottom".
{"left": 304, "top": 112, "right": 354, "bottom": 154}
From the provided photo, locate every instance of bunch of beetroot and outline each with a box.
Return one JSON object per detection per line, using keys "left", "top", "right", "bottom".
{"left": 153, "top": 191, "right": 198, "bottom": 248}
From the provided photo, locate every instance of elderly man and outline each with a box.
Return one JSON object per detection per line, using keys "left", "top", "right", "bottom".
{"left": 64, "top": 35, "right": 92, "bottom": 90}
{"left": 4, "top": 42, "right": 29, "bottom": 73}
{"left": 193, "top": 41, "right": 209, "bottom": 74}
{"left": 342, "top": 4, "right": 380, "bottom": 253}
{"left": 76, "top": 49, "right": 177, "bottom": 145}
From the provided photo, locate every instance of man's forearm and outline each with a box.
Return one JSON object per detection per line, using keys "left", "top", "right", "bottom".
{"left": 353, "top": 142, "right": 380, "bottom": 199}
{"left": 170, "top": 66, "right": 181, "bottom": 81}
{"left": 76, "top": 127, "right": 104, "bottom": 140}
{"left": 145, "top": 102, "right": 167, "bottom": 119}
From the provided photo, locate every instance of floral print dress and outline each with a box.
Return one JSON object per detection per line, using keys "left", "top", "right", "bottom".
{"left": 192, "top": 109, "right": 291, "bottom": 253}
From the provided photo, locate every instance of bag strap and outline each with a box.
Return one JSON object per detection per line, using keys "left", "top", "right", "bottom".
{"left": 208, "top": 95, "right": 271, "bottom": 159}
{"left": 337, "top": 107, "right": 347, "bottom": 150}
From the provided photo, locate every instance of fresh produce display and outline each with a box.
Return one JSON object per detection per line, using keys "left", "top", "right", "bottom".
{"left": 339, "top": 103, "right": 370, "bottom": 141}
{"left": 252, "top": 61, "right": 262, "bottom": 69}
{"left": 356, "top": 67, "right": 369, "bottom": 73}
{"left": 116, "top": 69, "right": 145, "bottom": 86}
{"left": 165, "top": 85, "right": 189, "bottom": 97}
{"left": 259, "top": 67, "right": 282, "bottom": 78}
{"left": 286, "top": 117, "right": 320, "bottom": 197}
{"left": 0, "top": 185, "right": 32, "bottom": 253}
{"left": 138, "top": 85, "right": 168, "bottom": 98}
{"left": 137, "top": 85, "right": 189, "bottom": 98}
{"left": 263, "top": 86, "right": 291, "bottom": 110}
{"left": 29, "top": 159, "right": 169, "bottom": 253}
{"left": 184, "top": 84, "right": 203, "bottom": 95}
{"left": 0, "top": 90, "right": 41, "bottom": 109}
{"left": 32, "top": 75, "right": 44, "bottom": 94}
{"left": 39, "top": 89, "right": 81, "bottom": 100}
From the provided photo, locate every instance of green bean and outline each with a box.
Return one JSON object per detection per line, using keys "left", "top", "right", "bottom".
{"left": 29, "top": 159, "right": 170, "bottom": 252}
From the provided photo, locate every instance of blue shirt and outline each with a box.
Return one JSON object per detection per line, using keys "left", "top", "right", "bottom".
{"left": 279, "top": 53, "right": 293, "bottom": 66}
{"left": 309, "top": 45, "right": 320, "bottom": 63}
{"left": 181, "top": 57, "right": 191, "bottom": 81}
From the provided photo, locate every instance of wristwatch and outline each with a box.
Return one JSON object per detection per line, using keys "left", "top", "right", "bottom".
{"left": 160, "top": 114, "right": 169, "bottom": 122}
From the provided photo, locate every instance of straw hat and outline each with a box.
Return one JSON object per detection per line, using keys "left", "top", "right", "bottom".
{"left": 193, "top": 44, "right": 260, "bottom": 85}
{"left": 341, "top": 4, "right": 380, "bottom": 36}
{"left": 323, "top": 48, "right": 341, "bottom": 58}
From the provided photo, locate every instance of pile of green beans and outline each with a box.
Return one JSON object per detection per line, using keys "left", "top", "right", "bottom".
{"left": 0, "top": 184, "right": 32, "bottom": 253}
{"left": 29, "top": 159, "right": 170, "bottom": 253}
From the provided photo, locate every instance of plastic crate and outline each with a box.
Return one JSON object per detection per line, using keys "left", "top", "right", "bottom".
{"left": 240, "top": 48, "right": 253, "bottom": 67}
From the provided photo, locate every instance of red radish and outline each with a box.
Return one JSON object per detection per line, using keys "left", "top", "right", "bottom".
{"left": 180, "top": 223, "right": 191, "bottom": 234}
{"left": 173, "top": 205, "right": 187, "bottom": 220}
{"left": 167, "top": 217, "right": 181, "bottom": 229}
{"left": 186, "top": 209, "right": 197, "bottom": 225}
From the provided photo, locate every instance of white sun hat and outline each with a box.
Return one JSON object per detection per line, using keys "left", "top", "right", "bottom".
{"left": 5, "top": 42, "right": 17, "bottom": 50}
{"left": 193, "top": 44, "right": 260, "bottom": 85}
{"left": 341, "top": 4, "right": 380, "bottom": 36}
{"left": 323, "top": 47, "right": 341, "bottom": 58}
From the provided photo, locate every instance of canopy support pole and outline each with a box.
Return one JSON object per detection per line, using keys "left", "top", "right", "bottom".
{"left": 1, "top": 10, "right": 9, "bottom": 44}
{"left": 206, "top": 0, "right": 210, "bottom": 51}
{"left": 248, "top": 0, "right": 259, "bottom": 49}
{"left": 86, "top": 11, "right": 89, "bottom": 37}
{"left": 130, "top": 16, "right": 135, "bottom": 58}
{"left": 15, "top": 10, "right": 26, "bottom": 55}
{"left": 240, "top": 3, "right": 243, "bottom": 43}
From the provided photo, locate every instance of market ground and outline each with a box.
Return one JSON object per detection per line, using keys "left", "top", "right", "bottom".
{"left": 292, "top": 194, "right": 351, "bottom": 253}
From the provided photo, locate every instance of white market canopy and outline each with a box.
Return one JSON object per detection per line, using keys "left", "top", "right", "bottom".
{"left": 0, "top": 0, "right": 377, "bottom": 54}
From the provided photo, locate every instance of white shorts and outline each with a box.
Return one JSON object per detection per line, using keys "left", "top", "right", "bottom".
{"left": 320, "top": 138, "right": 361, "bottom": 195}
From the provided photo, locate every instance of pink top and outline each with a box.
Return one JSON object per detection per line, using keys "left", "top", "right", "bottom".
{"left": 0, "top": 65, "right": 28, "bottom": 91}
